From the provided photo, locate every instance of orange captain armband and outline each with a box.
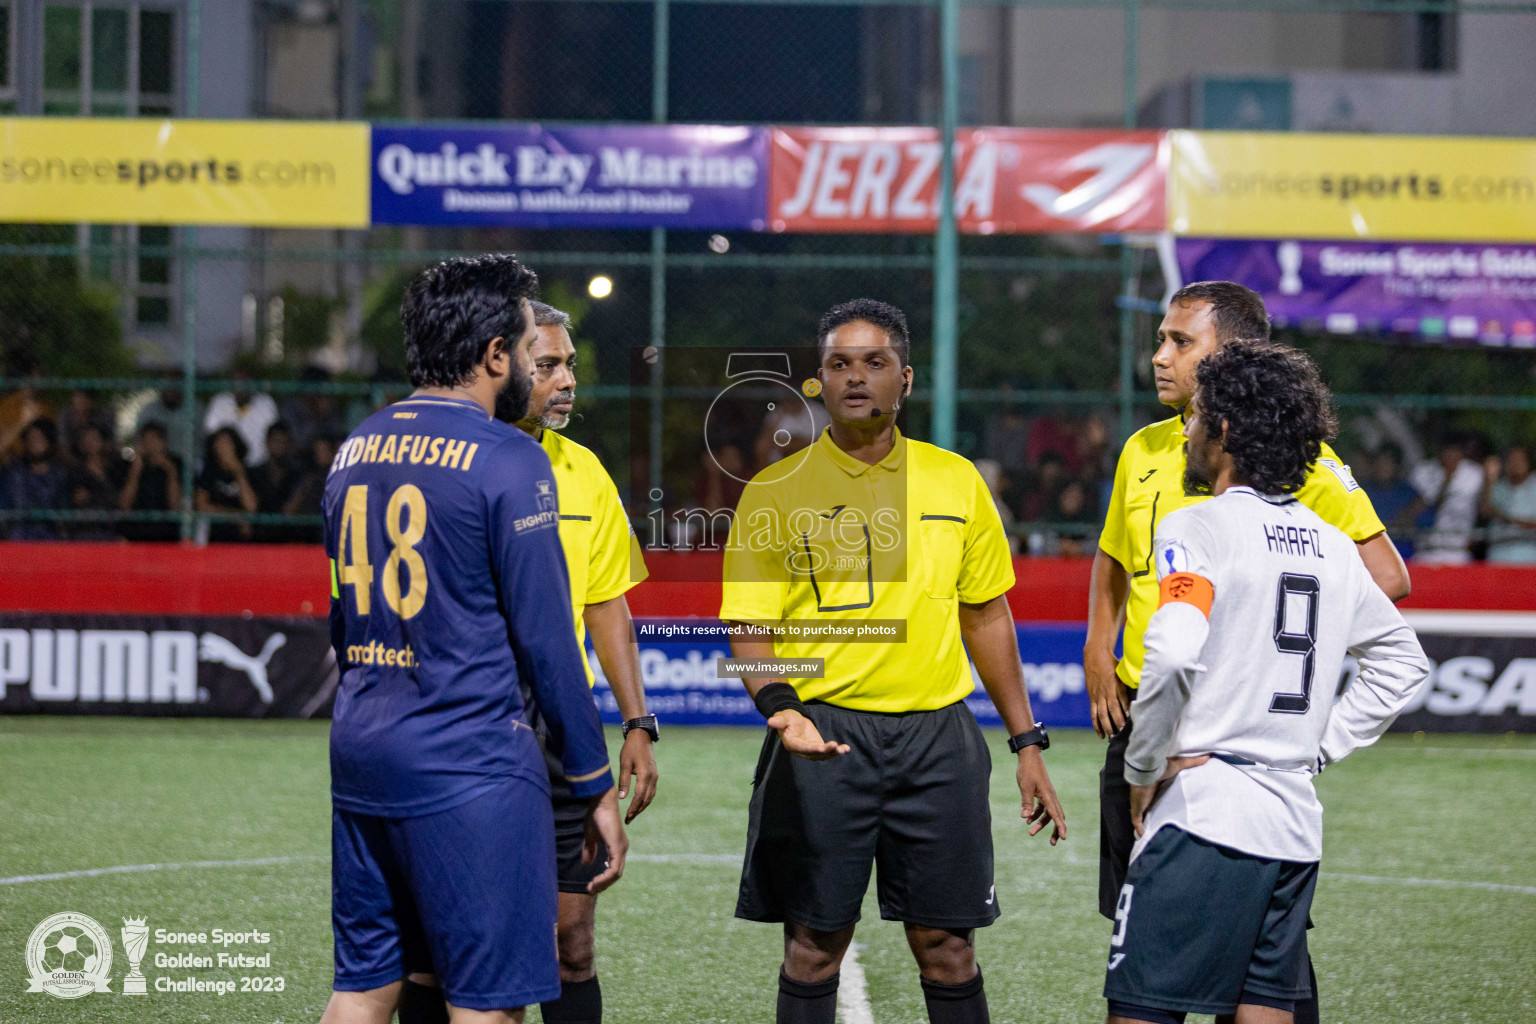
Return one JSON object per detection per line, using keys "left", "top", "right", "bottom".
{"left": 1158, "top": 572, "right": 1214, "bottom": 618}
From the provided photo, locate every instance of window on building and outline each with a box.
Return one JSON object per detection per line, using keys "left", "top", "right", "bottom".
{"left": 44, "top": 3, "right": 182, "bottom": 333}
{"left": 0, "top": 6, "right": 16, "bottom": 113}
{"left": 42, "top": 2, "right": 177, "bottom": 114}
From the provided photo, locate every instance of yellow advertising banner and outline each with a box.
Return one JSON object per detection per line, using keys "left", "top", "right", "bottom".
{"left": 1168, "top": 130, "right": 1536, "bottom": 242}
{"left": 0, "top": 118, "right": 369, "bottom": 227}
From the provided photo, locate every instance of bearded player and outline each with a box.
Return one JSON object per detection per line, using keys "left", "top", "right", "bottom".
{"left": 400, "top": 302, "right": 655, "bottom": 1024}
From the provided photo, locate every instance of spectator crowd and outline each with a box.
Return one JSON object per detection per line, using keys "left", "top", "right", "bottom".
{"left": 0, "top": 374, "right": 345, "bottom": 544}
{"left": 3, "top": 376, "right": 1534, "bottom": 566}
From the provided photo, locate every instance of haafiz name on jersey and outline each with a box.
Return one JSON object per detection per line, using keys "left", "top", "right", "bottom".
{"left": 329, "top": 434, "right": 482, "bottom": 477}
{"left": 377, "top": 141, "right": 759, "bottom": 196}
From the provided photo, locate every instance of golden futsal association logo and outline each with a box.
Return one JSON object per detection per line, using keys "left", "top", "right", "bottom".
{"left": 25, "top": 911, "right": 114, "bottom": 998}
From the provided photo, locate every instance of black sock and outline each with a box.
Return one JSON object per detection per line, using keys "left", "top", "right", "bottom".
{"left": 1294, "top": 955, "right": 1320, "bottom": 1024}
{"left": 921, "top": 965, "right": 989, "bottom": 1024}
{"left": 397, "top": 978, "right": 449, "bottom": 1024}
{"left": 777, "top": 969, "right": 838, "bottom": 1024}
{"left": 540, "top": 975, "right": 602, "bottom": 1024}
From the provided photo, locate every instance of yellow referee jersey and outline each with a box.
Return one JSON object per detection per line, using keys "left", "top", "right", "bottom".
{"left": 1100, "top": 414, "right": 1385, "bottom": 689}
{"left": 720, "top": 427, "right": 1015, "bottom": 713}
{"left": 541, "top": 429, "right": 649, "bottom": 686}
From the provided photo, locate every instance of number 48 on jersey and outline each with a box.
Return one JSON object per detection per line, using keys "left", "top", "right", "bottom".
{"left": 334, "top": 484, "right": 430, "bottom": 620}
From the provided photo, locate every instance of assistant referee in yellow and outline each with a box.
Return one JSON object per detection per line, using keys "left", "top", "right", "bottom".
{"left": 1087, "top": 280, "right": 1411, "bottom": 1024}
{"left": 722, "top": 299, "right": 1067, "bottom": 1024}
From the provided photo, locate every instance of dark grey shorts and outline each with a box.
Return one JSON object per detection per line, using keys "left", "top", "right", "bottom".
{"left": 736, "top": 700, "right": 998, "bottom": 932}
{"left": 1103, "top": 826, "right": 1317, "bottom": 1017}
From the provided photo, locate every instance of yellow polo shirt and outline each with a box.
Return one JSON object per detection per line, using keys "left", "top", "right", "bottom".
{"left": 1100, "top": 414, "right": 1384, "bottom": 689}
{"left": 542, "top": 429, "right": 649, "bottom": 686}
{"left": 720, "top": 427, "right": 1015, "bottom": 712}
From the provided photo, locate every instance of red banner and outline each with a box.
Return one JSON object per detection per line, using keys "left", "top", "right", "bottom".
{"left": 767, "top": 127, "right": 1167, "bottom": 235}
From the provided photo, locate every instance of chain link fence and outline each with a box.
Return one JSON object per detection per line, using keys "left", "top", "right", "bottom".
{"left": 2, "top": 0, "right": 1534, "bottom": 562}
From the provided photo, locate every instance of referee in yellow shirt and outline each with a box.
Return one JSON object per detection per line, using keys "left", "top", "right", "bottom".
{"left": 1086, "top": 281, "right": 1411, "bottom": 1024}
{"left": 399, "top": 301, "right": 655, "bottom": 1024}
{"left": 722, "top": 299, "right": 1066, "bottom": 1024}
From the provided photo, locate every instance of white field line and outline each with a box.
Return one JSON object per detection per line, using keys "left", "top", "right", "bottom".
{"left": 0, "top": 854, "right": 327, "bottom": 886}
{"left": 1321, "top": 873, "right": 1536, "bottom": 896}
{"left": 837, "top": 941, "right": 875, "bottom": 1024}
{"left": 1415, "top": 747, "right": 1536, "bottom": 758}
{"left": 4, "top": 853, "right": 1532, "bottom": 901}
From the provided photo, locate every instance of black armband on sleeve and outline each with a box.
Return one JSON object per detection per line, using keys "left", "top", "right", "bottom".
{"left": 753, "top": 682, "right": 806, "bottom": 720}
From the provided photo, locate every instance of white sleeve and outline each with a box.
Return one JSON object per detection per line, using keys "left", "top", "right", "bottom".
{"left": 1124, "top": 514, "right": 1218, "bottom": 787}
{"left": 1319, "top": 555, "right": 1430, "bottom": 768}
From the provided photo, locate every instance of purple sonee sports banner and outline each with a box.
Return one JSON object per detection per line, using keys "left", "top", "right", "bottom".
{"left": 1176, "top": 237, "right": 1536, "bottom": 346}
{"left": 371, "top": 124, "right": 768, "bottom": 230}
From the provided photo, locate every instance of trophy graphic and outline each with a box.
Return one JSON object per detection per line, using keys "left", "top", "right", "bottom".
{"left": 120, "top": 917, "right": 149, "bottom": 995}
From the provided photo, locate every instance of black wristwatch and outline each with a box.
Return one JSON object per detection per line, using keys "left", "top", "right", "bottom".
{"left": 1007, "top": 722, "right": 1050, "bottom": 754}
{"left": 621, "top": 715, "right": 660, "bottom": 743}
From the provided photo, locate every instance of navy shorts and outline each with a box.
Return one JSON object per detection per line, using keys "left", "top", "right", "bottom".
{"left": 331, "top": 776, "right": 559, "bottom": 1010}
{"left": 1104, "top": 826, "right": 1317, "bottom": 1018}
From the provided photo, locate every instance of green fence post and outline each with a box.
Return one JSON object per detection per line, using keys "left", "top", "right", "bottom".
{"left": 180, "top": 0, "right": 203, "bottom": 540}
{"left": 648, "top": 0, "right": 670, "bottom": 512}
{"left": 1117, "top": 0, "right": 1141, "bottom": 443}
{"left": 931, "top": 0, "right": 960, "bottom": 451}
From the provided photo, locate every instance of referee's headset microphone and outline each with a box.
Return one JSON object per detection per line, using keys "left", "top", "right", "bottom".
{"left": 870, "top": 380, "right": 911, "bottom": 419}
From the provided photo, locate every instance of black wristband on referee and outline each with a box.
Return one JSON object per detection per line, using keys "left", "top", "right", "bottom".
{"left": 753, "top": 682, "right": 806, "bottom": 720}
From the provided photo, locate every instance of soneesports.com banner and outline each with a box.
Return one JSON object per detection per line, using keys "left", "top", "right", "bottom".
{"left": 0, "top": 119, "right": 370, "bottom": 227}
{"left": 1167, "top": 130, "right": 1536, "bottom": 243}
{"left": 370, "top": 124, "right": 769, "bottom": 230}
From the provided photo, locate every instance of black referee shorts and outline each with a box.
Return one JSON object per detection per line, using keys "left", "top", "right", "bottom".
{"left": 1099, "top": 700, "right": 1137, "bottom": 920}
{"left": 524, "top": 688, "right": 610, "bottom": 895}
{"left": 736, "top": 700, "right": 999, "bottom": 933}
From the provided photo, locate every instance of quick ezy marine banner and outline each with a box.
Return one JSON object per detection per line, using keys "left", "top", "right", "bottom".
{"left": 370, "top": 124, "right": 768, "bottom": 230}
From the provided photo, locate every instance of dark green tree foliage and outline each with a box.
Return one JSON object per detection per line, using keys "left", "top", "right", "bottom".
{"left": 0, "top": 226, "right": 134, "bottom": 378}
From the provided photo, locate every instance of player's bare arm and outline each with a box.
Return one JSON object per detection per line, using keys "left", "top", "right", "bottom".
{"left": 582, "top": 788, "right": 628, "bottom": 895}
{"left": 1356, "top": 531, "right": 1411, "bottom": 602}
{"left": 1085, "top": 546, "right": 1131, "bottom": 738}
{"left": 585, "top": 594, "right": 658, "bottom": 822}
{"left": 958, "top": 594, "right": 1067, "bottom": 844}
{"left": 727, "top": 630, "right": 849, "bottom": 759}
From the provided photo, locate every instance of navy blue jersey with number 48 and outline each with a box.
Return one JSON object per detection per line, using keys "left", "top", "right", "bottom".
{"left": 322, "top": 395, "right": 612, "bottom": 818}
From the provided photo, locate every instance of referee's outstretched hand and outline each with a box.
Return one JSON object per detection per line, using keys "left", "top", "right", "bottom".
{"left": 1017, "top": 748, "right": 1067, "bottom": 845}
{"left": 768, "top": 709, "right": 851, "bottom": 760}
{"left": 583, "top": 788, "right": 629, "bottom": 895}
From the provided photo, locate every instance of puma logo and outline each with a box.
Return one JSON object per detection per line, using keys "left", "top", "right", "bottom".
{"left": 198, "top": 633, "right": 286, "bottom": 704}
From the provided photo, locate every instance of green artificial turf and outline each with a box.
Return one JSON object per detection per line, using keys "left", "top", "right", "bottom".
{"left": 0, "top": 719, "right": 1531, "bottom": 1023}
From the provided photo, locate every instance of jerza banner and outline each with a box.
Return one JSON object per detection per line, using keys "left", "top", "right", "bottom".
{"left": 1168, "top": 130, "right": 1536, "bottom": 242}
{"left": 0, "top": 118, "right": 369, "bottom": 227}
{"left": 767, "top": 127, "right": 1166, "bottom": 234}
{"left": 371, "top": 124, "right": 768, "bottom": 230}
{"left": 1175, "top": 238, "right": 1536, "bottom": 345}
